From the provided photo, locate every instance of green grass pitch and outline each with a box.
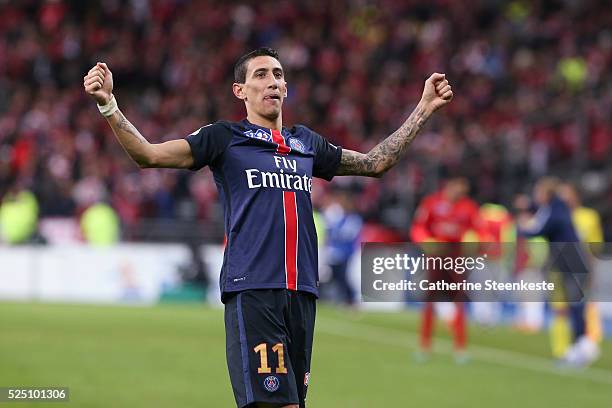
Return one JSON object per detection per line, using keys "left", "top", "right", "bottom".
{"left": 1, "top": 302, "right": 611, "bottom": 407}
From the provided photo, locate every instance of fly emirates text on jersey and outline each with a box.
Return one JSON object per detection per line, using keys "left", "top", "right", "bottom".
{"left": 245, "top": 156, "right": 313, "bottom": 193}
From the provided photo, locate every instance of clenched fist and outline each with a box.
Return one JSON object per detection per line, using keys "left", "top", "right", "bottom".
{"left": 83, "top": 62, "right": 113, "bottom": 106}
{"left": 420, "top": 73, "right": 453, "bottom": 113}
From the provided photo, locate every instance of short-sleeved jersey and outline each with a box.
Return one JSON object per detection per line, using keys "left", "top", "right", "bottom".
{"left": 185, "top": 119, "right": 342, "bottom": 302}
{"left": 410, "top": 191, "right": 481, "bottom": 243}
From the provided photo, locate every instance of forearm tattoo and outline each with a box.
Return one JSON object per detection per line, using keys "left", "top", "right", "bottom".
{"left": 336, "top": 104, "right": 430, "bottom": 177}
{"left": 115, "top": 110, "right": 147, "bottom": 145}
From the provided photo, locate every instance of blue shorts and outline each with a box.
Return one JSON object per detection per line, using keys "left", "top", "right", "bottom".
{"left": 224, "top": 289, "right": 316, "bottom": 408}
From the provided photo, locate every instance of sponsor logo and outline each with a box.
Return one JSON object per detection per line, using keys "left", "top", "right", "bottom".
{"left": 263, "top": 376, "right": 280, "bottom": 392}
{"left": 244, "top": 129, "right": 273, "bottom": 143}
{"left": 304, "top": 372, "right": 310, "bottom": 386}
{"left": 288, "top": 138, "right": 306, "bottom": 153}
{"left": 245, "top": 169, "right": 312, "bottom": 193}
{"left": 244, "top": 156, "right": 312, "bottom": 193}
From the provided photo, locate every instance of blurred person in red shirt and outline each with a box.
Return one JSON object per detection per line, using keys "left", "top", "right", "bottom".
{"left": 410, "top": 176, "right": 481, "bottom": 362}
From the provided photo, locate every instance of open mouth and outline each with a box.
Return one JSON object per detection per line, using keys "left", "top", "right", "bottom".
{"left": 264, "top": 95, "right": 281, "bottom": 100}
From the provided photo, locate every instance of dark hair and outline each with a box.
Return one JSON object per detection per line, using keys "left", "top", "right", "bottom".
{"left": 234, "top": 47, "right": 280, "bottom": 83}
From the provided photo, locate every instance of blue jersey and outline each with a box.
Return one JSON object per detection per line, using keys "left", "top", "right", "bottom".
{"left": 518, "top": 196, "right": 580, "bottom": 242}
{"left": 325, "top": 207, "right": 363, "bottom": 265}
{"left": 185, "top": 119, "right": 342, "bottom": 302}
{"left": 518, "top": 196, "right": 587, "bottom": 275}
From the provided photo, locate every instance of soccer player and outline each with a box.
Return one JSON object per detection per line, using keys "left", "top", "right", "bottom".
{"left": 83, "top": 47, "right": 453, "bottom": 408}
{"left": 516, "top": 177, "right": 591, "bottom": 366}
{"left": 410, "top": 176, "right": 481, "bottom": 362}
{"left": 557, "top": 182, "right": 603, "bottom": 364}
{"left": 323, "top": 189, "right": 363, "bottom": 305}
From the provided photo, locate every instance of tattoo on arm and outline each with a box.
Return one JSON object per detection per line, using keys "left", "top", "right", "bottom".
{"left": 336, "top": 103, "right": 431, "bottom": 177}
{"left": 336, "top": 150, "right": 378, "bottom": 177}
{"left": 106, "top": 109, "right": 155, "bottom": 167}
{"left": 115, "top": 111, "right": 148, "bottom": 145}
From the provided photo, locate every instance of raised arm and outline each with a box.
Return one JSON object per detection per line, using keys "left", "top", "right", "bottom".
{"left": 336, "top": 73, "right": 452, "bottom": 177}
{"left": 83, "top": 62, "right": 193, "bottom": 169}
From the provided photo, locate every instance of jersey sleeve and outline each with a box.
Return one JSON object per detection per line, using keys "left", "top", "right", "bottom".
{"left": 184, "top": 121, "right": 232, "bottom": 171}
{"left": 309, "top": 128, "right": 342, "bottom": 181}
{"left": 518, "top": 205, "right": 552, "bottom": 238}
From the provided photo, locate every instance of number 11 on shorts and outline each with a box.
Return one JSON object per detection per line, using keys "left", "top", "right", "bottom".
{"left": 254, "top": 343, "right": 288, "bottom": 374}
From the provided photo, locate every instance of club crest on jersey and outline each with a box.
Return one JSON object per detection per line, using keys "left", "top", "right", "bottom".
{"left": 263, "top": 376, "right": 280, "bottom": 392}
{"left": 244, "top": 129, "right": 273, "bottom": 143}
{"left": 288, "top": 138, "right": 306, "bottom": 153}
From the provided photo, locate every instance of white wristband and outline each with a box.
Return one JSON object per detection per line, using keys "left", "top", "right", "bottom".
{"left": 97, "top": 95, "right": 118, "bottom": 117}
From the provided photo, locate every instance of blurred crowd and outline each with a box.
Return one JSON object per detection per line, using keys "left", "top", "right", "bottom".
{"left": 0, "top": 0, "right": 610, "bottom": 243}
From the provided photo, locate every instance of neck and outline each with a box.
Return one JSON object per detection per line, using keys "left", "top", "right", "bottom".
{"left": 443, "top": 191, "right": 458, "bottom": 202}
{"left": 246, "top": 111, "right": 283, "bottom": 130}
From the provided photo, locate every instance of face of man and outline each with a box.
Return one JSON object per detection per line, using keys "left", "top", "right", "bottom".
{"left": 234, "top": 55, "right": 287, "bottom": 120}
{"left": 444, "top": 178, "right": 469, "bottom": 201}
{"left": 558, "top": 184, "right": 579, "bottom": 209}
{"left": 534, "top": 184, "right": 548, "bottom": 206}
{"left": 534, "top": 180, "right": 556, "bottom": 206}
